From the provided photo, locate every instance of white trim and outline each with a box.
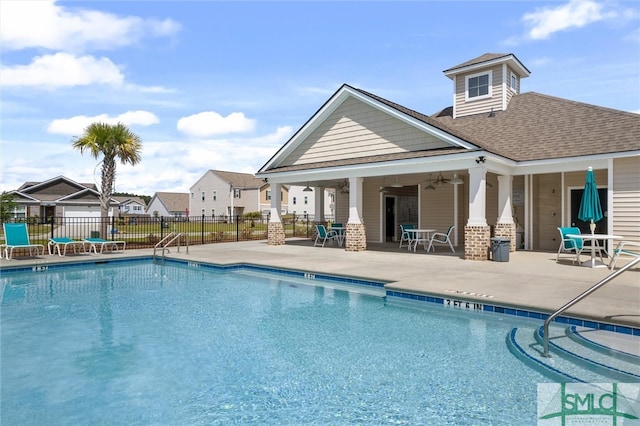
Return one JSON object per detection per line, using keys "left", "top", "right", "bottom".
{"left": 465, "top": 70, "right": 492, "bottom": 102}
{"left": 502, "top": 64, "right": 508, "bottom": 111}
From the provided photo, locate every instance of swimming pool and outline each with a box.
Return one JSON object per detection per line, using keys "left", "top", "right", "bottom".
{"left": 1, "top": 260, "right": 550, "bottom": 424}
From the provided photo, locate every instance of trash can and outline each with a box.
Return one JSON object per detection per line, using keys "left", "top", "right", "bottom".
{"left": 90, "top": 231, "right": 100, "bottom": 238}
{"left": 491, "top": 237, "right": 510, "bottom": 262}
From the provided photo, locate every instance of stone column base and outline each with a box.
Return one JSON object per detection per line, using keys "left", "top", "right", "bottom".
{"left": 494, "top": 222, "right": 517, "bottom": 252}
{"left": 267, "top": 222, "right": 286, "bottom": 246}
{"left": 345, "top": 223, "right": 366, "bottom": 252}
{"left": 464, "top": 225, "right": 491, "bottom": 260}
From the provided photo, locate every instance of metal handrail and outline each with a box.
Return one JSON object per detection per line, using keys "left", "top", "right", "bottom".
{"left": 542, "top": 255, "right": 640, "bottom": 357}
{"left": 153, "top": 232, "right": 189, "bottom": 258}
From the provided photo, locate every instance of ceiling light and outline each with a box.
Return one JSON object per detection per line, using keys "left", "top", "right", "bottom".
{"left": 390, "top": 177, "right": 403, "bottom": 188}
{"left": 424, "top": 183, "right": 436, "bottom": 191}
{"left": 302, "top": 184, "right": 312, "bottom": 192}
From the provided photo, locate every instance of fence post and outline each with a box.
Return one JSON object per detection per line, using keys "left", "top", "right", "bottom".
{"left": 50, "top": 216, "right": 55, "bottom": 239}
{"left": 201, "top": 214, "right": 205, "bottom": 245}
{"left": 110, "top": 216, "right": 115, "bottom": 240}
{"left": 160, "top": 216, "right": 165, "bottom": 239}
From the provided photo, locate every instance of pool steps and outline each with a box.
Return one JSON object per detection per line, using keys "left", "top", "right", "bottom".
{"left": 507, "top": 326, "right": 640, "bottom": 383}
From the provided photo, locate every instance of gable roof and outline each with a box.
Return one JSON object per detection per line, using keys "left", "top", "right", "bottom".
{"left": 150, "top": 192, "right": 189, "bottom": 212}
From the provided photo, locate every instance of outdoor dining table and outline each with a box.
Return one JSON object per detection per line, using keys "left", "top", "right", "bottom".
{"left": 404, "top": 229, "right": 436, "bottom": 252}
{"left": 566, "top": 233, "right": 622, "bottom": 268}
{"left": 330, "top": 227, "right": 346, "bottom": 247}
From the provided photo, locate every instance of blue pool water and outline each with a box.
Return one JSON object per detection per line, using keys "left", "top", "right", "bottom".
{"left": 1, "top": 261, "right": 549, "bottom": 424}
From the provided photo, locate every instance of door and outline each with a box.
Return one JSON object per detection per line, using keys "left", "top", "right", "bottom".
{"left": 570, "top": 188, "right": 607, "bottom": 234}
{"left": 385, "top": 196, "right": 396, "bottom": 242}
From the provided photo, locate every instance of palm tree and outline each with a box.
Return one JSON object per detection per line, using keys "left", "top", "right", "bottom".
{"left": 72, "top": 122, "right": 142, "bottom": 237}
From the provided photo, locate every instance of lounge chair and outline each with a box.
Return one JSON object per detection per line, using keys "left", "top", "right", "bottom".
{"left": 2, "top": 223, "right": 45, "bottom": 260}
{"left": 426, "top": 225, "right": 455, "bottom": 253}
{"left": 609, "top": 240, "right": 640, "bottom": 270}
{"left": 48, "top": 237, "right": 87, "bottom": 257}
{"left": 83, "top": 237, "right": 126, "bottom": 254}
{"left": 314, "top": 224, "right": 337, "bottom": 247}
{"left": 399, "top": 224, "right": 415, "bottom": 250}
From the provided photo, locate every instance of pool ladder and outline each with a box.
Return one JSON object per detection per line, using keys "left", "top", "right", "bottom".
{"left": 154, "top": 232, "right": 189, "bottom": 259}
{"left": 541, "top": 255, "right": 640, "bottom": 357}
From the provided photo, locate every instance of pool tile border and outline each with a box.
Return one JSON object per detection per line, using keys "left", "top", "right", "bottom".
{"left": 386, "top": 290, "right": 640, "bottom": 337}
{"left": 2, "top": 257, "right": 637, "bottom": 337}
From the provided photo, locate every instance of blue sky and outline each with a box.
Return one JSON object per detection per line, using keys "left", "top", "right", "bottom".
{"left": 1, "top": 0, "right": 638, "bottom": 195}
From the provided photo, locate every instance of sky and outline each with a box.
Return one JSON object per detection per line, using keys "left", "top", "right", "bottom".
{"left": 1, "top": 0, "right": 638, "bottom": 196}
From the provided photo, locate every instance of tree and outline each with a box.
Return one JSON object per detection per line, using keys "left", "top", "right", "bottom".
{"left": 72, "top": 122, "right": 142, "bottom": 237}
{"left": 0, "top": 191, "right": 17, "bottom": 222}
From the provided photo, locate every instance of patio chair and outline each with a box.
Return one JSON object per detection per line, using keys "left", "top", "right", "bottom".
{"left": 399, "top": 224, "right": 415, "bottom": 249}
{"left": 2, "top": 223, "right": 45, "bottom": 260}
{"left": 608, "top": 240, "right": 640, "bottom": 270}
{"left": 556, "top": 227, "right": 584, "bottom": 264}
{"left": 83, "top": 237, "right": 126, "bottom": 255}
{"left": 48, "top": 237, "right": 87, "bottom": 257}
{"left": 314, "top": 224, "right": 337, "bottom": 247}
{"left": 426, "top": 225, "right": 455, "bottom": 253}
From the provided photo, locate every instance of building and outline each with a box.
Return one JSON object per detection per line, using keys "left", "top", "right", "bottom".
{"left": 5, "top": 175, "right": 118, "bottom": 221}
{"left": 146, "top": 192, "right": 189, "bottom": 218}
{"left": 256, "top": 53, "right": 640, "bottom": 260}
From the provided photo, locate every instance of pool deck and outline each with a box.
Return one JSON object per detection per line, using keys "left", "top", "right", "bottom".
{"left": 1, "top": 239, "right": 639, "bottom": 329}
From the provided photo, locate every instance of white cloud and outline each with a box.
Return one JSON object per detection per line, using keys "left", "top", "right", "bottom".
{"left": 47, "top": 111, "right": 160, "bottom": 135}
{"left": 523, "top": 0, "right": 615, "bottom": 40}
{"left": 177, "top": 111, "right": 257, "bottom": 138}
{"left": 1, "top": 52, "right": 124, "bottom": 88}
{"left": 0, "top": 0, "right": 180, "bottom": 53}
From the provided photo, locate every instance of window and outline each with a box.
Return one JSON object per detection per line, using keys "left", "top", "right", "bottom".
{"left": 466, "top": 71, "right": 491, "bottom": 100}
{"left": 211, "top": 209, "right": 215, "bottom": 216}
{"left": 212, "top": 190, "right": 217, "bottom": 201}
{"left": 292, "top": 196, "right": 297, "bottom": 205}
{"left": 266, "top": 190, "right": 271, "bottom": 201}
{"left": 191, "top": 192, "right": 194, "bottom": 199}
{"left": 234, "top": 189, "right": 241, "bottom": 199}
{"left": 201, "top": 191, "right": 205, "bottom": 201}
{"left": 201, "top": 209, "right": 205, "bottom": 215}
{"left": 510, "top": 73, "right": 516, "bottom": 90}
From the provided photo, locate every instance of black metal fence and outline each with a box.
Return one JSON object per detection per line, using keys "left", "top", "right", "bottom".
{"left": 2, "top": 215, "right": 322, "bottom": 251}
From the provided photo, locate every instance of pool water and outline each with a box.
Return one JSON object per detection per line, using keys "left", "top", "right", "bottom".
{"left": 1, "top": 261, "right": 548, "bottom": 424}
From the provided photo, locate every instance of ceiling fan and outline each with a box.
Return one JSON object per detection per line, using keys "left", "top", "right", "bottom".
{"left": 429, "top": 172, "right": 451, "bottom": 187}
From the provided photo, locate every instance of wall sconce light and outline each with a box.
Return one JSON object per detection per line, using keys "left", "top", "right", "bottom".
{"left": 476, "top": 156, "right": 486, "bottom": 164}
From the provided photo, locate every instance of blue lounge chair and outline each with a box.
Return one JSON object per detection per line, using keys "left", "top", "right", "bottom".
{"left": 83, "top": 237, "right": 126, "bottom": 254}
{"left": 48, "top": 237, "right": 87, "bottom": 257}
{"left": 314, "top": 224, "right": 337, "bottom": 247}
{"left": 2, "top": 223, "right": 45, "bottom": 260}
{"left": 609, "top": 240, "right": 640, "bottom": 270}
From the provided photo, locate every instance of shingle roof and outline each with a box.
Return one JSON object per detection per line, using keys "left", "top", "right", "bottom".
{"left": 212, "top": 170, "right": 264, "bottom": 189}
{"left": 431, "top": 92, "right": 640, "bottom": 161}
{"left": 154, "top": 192, "right": 189, "bottom": 212}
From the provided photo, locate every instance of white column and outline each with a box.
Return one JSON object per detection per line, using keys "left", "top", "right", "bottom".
{"left": 348, "top": 177, "right": 363, "bottom": 224}
{"left": 497, "top": 175, "right": 514, "bottom": 223}
{"left": 467, "top": 166, "right": 487, "bottom": 226}
{"left": 314, "top": 187, "right": 325, "bottom": 222}
{"left": 269, "top": 183, "right": 282, "bottom": 223}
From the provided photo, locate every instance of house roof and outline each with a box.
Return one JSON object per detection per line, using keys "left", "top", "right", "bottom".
{"left": 211, "top": 170, "right": 265, "bottom": 189}
{"left": 443, "top": 52, "right": 531, "bottom": 78}
{"left": 431, "top": 92, "right": 640, "bottom": 161}
{"left": 151, "top": 192, "right": 189, "bottom": 212}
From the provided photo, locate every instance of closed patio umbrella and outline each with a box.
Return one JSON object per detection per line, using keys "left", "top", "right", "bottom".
{"left": 578, "top": 167, "right": 603, "bottom": 234}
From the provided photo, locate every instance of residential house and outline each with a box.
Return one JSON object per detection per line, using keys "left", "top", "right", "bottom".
{"left": 115, "top": 196, "right": 147, "bottom": 216}
{"left": 257, "top": 53, "right": 640, "bottom": 260}
{"left": 6, "top": 175, "right": 118, "bottom": 221}
{"left": 146, "top": 192, "right": 189, "bottom": 219}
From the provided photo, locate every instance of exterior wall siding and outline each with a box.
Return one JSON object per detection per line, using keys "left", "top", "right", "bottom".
{"left": 454, "top": 64, "right": 504, "bottom": 118}
{"left": 612, "top": 157, "right": 640, "bottom": 241}
{"left": 283, "top": 97, "right": 451, "bottom": 167}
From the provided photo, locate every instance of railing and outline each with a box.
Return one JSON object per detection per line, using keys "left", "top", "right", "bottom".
{"left": 154, "top": 232, "right": 188, "bottom": 258}
{"left": 541, "top": 255, "right": 640, "bottom": 357}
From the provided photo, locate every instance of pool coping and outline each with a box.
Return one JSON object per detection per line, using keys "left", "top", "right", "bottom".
{"left": 2, "top": 255, "right": 638, "bottom": 337}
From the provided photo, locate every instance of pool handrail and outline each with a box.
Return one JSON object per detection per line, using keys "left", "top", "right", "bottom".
{"left": 541, "top": 255, "right": 640, "bottom": 357}
{"left": 154, "top": 232, "right": 189, "bottom": 258}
